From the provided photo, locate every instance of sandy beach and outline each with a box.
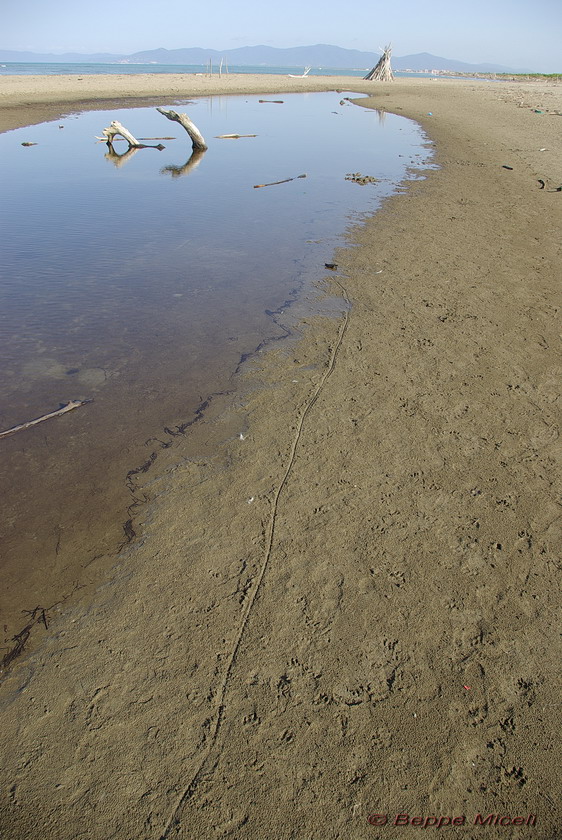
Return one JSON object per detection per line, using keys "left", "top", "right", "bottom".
{"left": 0, "top": 73, "right": 561, "bottom": 839}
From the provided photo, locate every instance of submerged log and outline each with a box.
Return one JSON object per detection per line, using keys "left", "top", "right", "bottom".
{"left": 156, "top": 108, "right": 208, "bottom": 151}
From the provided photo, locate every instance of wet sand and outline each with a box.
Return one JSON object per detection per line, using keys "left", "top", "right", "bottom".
{"left": 0, "top": 74, "right": 561, "bottom": 839}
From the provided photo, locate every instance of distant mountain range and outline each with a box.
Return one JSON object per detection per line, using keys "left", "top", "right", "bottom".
{"left": 0, "top": 45, "right": 527, "bottom": 74}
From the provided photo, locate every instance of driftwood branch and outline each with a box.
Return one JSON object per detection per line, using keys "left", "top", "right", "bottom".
{"left": 0, "top": 400, "right": 92, "bottom": 440}
{"left": 156, "top": 108, "right": 208, "bottom": 151}
{"left": 254, "top": 174, "right": 307, "bottom": 189}
{"left": 215, "top": 134, "right": 257, "bottom": 139}
{"left": 102, "top": 120, "right": 142, "bottom": 147}
{"left": 364, "top": 44, "right": 394, "bottom": 81}
{"left": 100, "top": 122, "right": 166, "bottom": 156}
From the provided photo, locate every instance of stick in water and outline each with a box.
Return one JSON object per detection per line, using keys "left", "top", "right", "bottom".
{"left": 254, "top": 174, "right": 307, "bottom": 189}
{"left": 0, "top": 400, "right": 92, "bottom": 440}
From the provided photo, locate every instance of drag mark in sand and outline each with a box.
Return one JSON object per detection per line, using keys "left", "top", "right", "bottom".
{"left": 158, "top": 279, "right": 351, "bottom": 839}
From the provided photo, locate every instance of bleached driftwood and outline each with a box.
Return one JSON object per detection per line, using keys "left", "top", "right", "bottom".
{"left": 215, "top": 134, "right": 257, "bottom": 139}
{"left": 102, "top": 120, "right": 142, "bottom": 147}
{"left": 0, "top": 400, "right": 91, "bottom": 440}
{"left": 156, "top": 108, "right": 208, "bottom": 151}
{"left": 364, "top": 44, "right": 394, "bottom": 81}
{"left": 99, "top": 122, "right": 166, "bottom": 154}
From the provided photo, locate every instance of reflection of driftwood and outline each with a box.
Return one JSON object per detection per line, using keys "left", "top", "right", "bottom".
{"left": 0, "top": 399, "right": 91, "bottom": 440}
{"left": 156, "top": 108, "right": 208, "bottom": 150}
{"left": 254, "top": 174, "right": 307, "bottom": 189}
{"left": 215, "top": 134, "right": 257, "bottom": 139}
{"left": 161, "top": 148, "right": 206, "bottom": 178}
{"left": 104, "top": 145, "right": 141, "bottom": 168}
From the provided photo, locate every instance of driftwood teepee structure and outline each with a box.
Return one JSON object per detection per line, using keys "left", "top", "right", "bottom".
{"left": 364, "top": 44, "right": 394, "bottom": 81}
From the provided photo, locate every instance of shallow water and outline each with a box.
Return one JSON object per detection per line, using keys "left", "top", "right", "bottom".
{"left": 0, "top": 92, "right": 434, "bottom": 638}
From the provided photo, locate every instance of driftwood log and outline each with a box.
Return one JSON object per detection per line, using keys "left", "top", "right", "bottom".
{"left": 100, "top": 121, "right": 165, "bottom": 153}
{"left": 156, "top": 108, "right": 208, "bottom": 151}
{"left": 215, "top": 134, "right": 257, "bottom": 139}
{"left": 288, "top": 67, "right": 311, "bottom": 78}
{"left": 253, "top": 174, "right": 307, "bottom": 189}
{"left": 102, "top": 120, "right": 142, "bottom": 147}
{"left": 364, "top": 44, "right": 394, "bottom": 81}
{"left": 100, "top": 112, "right": 207, "bottom": 155}
{"left": 0, "top": 399, "right": 91, "bottom": 440}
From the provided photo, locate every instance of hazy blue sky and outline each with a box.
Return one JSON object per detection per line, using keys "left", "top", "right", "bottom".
{"left": 3, "top": 0, "right": 561, "bottom": 71}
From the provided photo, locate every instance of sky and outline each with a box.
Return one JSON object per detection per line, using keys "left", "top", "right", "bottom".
{"left": 2, "top": 0, "right": 561, "bottom": 71}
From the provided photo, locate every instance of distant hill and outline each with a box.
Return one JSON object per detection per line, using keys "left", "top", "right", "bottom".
{"left": 128, "top": 44, "right": 376, "bottom": 68}
{"left": 394, "top": 52, "right": 522, "bottom": 74}
{"left": 0, "top": 45, "right": 525, "bottom": 74}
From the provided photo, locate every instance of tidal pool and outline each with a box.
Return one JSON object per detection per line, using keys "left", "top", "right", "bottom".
{"left": 0, "top": 92, "right": 434, "bottom": 639}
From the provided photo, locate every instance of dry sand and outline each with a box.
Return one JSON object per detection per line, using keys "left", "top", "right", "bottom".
{"left": 0, "top": 74, "right": 561, "bottom": 839}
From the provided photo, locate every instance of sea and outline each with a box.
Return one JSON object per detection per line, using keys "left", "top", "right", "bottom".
{"left": 0, "top": 61, "right": 447, "bottom": 79}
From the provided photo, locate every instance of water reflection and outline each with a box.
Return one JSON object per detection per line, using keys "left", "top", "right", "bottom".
{"left": 101, "top": 107, "right": 208, "bottom": 175}
{"left": 102, "top": 138, "right": 207, "bottom": 175}
{"left": 104, "top": 144, "right": 142, "bottom": 167}
{"left": 160, "top": 148, "right": 207, "bottom": 178}
{"left": 0, "top": 92, "right": 435, "bottom": 643}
